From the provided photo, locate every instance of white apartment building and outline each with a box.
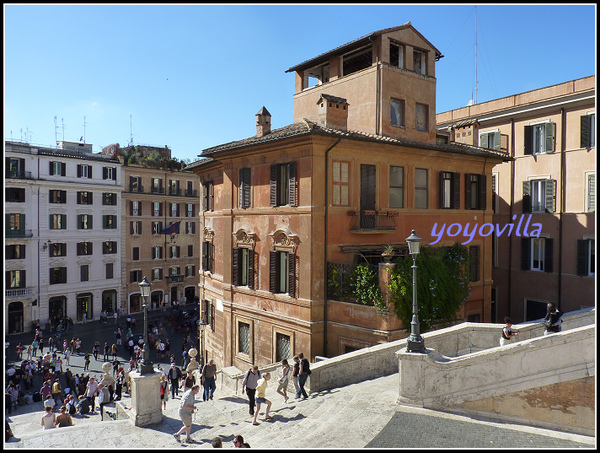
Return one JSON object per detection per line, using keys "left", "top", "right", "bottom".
{"left": 5, "top": 140, "right": 123, "bottom": 333}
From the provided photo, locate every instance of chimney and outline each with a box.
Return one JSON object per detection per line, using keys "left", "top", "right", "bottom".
{"left": 256, "top": 107, "right": 271, "bottom": 137}
{"left": 317, "top": 94, "right": 349, "bottom": 131}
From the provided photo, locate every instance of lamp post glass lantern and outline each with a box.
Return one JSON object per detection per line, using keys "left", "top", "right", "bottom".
{"left": 406, "top": 230, "right": 426, "bottom": 353}
{"left": 138, "top": 276, "right": 154, "bottom": 374}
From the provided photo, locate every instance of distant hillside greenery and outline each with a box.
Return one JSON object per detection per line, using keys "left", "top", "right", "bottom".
{"left": 102, "top": 143, "right": 189, "bottom": 170}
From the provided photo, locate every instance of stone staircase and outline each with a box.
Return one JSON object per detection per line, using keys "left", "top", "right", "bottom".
{"left": 6, "top": 373, "right": 400, "bottom": 448}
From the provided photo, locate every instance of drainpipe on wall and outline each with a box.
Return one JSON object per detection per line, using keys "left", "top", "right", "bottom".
{"left": 323, "top": 137, "right": 342, "bottom": 358}
{"left": 558, "top": 107, "right": 566, "bottom": 311}
{"left": 370, "top": 36, "right": 381, "bottom": 135}
{"left": 508, "top": 118, "right": 515, "bottom": 319}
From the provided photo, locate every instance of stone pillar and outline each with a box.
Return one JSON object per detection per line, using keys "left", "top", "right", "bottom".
{"left": 127, "top": 370, "right": 163, "bottom": 426}
{"left": 395, "top": 347, "right": 432, "bottom": 407}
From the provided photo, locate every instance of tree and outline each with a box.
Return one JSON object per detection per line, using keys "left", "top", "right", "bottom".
{"left": 388, "top": 243, "right": 470, "bottom": 332}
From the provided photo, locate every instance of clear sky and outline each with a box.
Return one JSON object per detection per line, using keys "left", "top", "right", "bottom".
{"left": 4, "top": 3, "right": 596, "bottom": 162}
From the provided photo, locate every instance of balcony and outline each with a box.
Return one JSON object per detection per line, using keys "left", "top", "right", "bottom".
{"left": 129, "top": 185, "right": 145, "bottom": 193}
{"left": 6, "top": 229, "right": 33, "bottom": 238}
{"left": 348, "top": 210, "right": 398, "bottom": 232}
{"left": 5, "top": 170, "right": 33, "bottom": 179}
{"left": 185, "top": 189, "right": 198, "bottom": 197}
{"left": 151, "top": 187, "right": 165, "bottom": 194}
{"left": 6, "top": 287, "right": 33, "bottom": 299}
{"left": 169, "top": 188, "right": 182, "bottom": 196}
{"left": 166, "top": 274, "right": 184, "bottom": 283}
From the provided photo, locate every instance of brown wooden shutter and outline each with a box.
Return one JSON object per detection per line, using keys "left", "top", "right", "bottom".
{"left": 580, "top": 115, "right": 592, "bottom": 148}
{"left": 232, "top": 247, "right": 240, "bottom": 286}
{"left": 269, "top": 251, "right": 278, "bottom": 292}
{"left": 270, "top": 165, "right": 278, "bottom": 207}
{"left": 577, "top": 240, "right": 588, "bottom": 276}
{"left": 479, "top": 174, "right": 487, "bottom": 210}
{"left": 77, "top": 165, "right": 82, "bottom": 177}
{"left": 544, "top": 239, "right": 554, "bottom": 273}
{"left": 288, "top": 162, "right": 297, "bottom": 206}
{"left": 288, "top": 253, "right": 296, "bottom": 298}
{"left": 248, "top": 250, "right": 255, "bottom": 290}
{"left": 464, "top": 174, "right": 472, "bottom": 210}
{"left": 452, "top": 172, "right": 461, "bottom": 209}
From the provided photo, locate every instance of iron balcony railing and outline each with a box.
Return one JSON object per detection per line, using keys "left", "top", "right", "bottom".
{"left": 6, "top": 229, "right": 33, "bottom": 238}
{"left": 5, "top": 170, "right": 33, "bottom": 179}
{"left": 347, "top": 210, "right": 398, "bottom": 231}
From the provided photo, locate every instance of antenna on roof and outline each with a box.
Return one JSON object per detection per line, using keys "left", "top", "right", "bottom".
{"left": 61, "top": 118, "right": 65, "bottom": 141}
{"left": 82, "top": 116, "right": 87, "bottom": 143}
{"left": 129, "top": 114, "right": 134, "bottom": 146}
{"left": 475, "top": 5, "right": 478, "bottom": 105}
{"left": 54, "top": 116, "right": 59, "bottom": 143}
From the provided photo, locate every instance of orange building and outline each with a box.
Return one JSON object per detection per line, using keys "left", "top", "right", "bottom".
{"left": 437, "top": 76, "right": 595, "bottom": 322}
{"left": 189, "top": 24, "right": 509, "bottom": 368}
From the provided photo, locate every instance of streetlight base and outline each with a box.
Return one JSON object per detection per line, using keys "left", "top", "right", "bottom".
{"left": 138, "top": 361, "right": 154, "bottom": 375}
{"left": 406, "top": 338, "right": 426, "bottom": 354}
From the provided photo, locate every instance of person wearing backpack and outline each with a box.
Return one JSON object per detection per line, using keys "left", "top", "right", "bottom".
{"left": 296, "top": 353, "right": 311, "bottom": 400}
{"left": 543, "top": 303, "right": 563, "bottom": 335}
{"left": 241, "top": 366, "right": 261, "bottom": 416}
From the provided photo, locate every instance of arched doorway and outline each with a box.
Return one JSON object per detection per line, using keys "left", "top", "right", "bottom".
{"left": 49, "top": 296, "right": 67, "bottom": 320}
{"left": 8, "top": 301, "right": 24, "bottom": 333}
{"left": 184, "top": 286, "right": 196, "bottom": 304}
{"left": 76, "top": 293, "right": 93, "bottom": 321}
{"left": 151, "top": 290, "right": 162, "bottom": 311}
{"left": 129, "top": 293, "right": 142, "bottom": 313}
{"left": 102, "top": 290, "right": 117, "bottom": 314}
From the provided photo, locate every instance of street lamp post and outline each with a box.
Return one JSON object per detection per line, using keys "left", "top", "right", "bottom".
{"left": 406, "top": 230, "right": 426, "bottom": 353}
{"left": 138, "top": 276, "right": 154, "bottom": 374}
{"left": 198, "top": 321, "right": 208, "bottom": 370}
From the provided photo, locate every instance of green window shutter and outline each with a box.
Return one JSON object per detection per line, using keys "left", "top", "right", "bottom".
{"left": 588, "top": 174, "right": 595, "bottom": 212}
{"left": 270, "top": 165, "right": 278, "bottom": 207}
{"left": 288, "top": 162, "right": 297, "bottom": 207}
{"left": 544, "top": 123, "right": 555, "bottom": 153}
{"left": 580, "top": 115, "right": 591, "bottom": 148}
{"left": 493, "top": 131, "right": 501, "bottom": 151}
{"left": 522, "top": 180, "right": 531, "bottom": 213}
{"left": 545, "top": 179, "right": 555, "bottom": 213}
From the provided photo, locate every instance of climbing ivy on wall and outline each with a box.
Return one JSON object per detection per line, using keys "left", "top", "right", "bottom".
{"left": 388, "top": 243, "right": 471, "bottom": 333}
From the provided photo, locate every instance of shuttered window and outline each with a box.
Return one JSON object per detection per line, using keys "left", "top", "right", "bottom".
{"left": 415, "top": 168, "right": 428, "bottom": 209}
{"left": 469, "top": 246, "right": 480, "bottom": 282}
{"left": 239, "top": 168, "right": 252, "bottom": 209}
{"left": 269, "top": 250, "right": 296, "bottom": 297}
{"left": 202, "top": 181, "right": 214, "bottom": 211}
{"left": 479, "top": 131, "right": 501, "bottom": 150}
{"left": 439, "top": 171, "right": 460, "bottom": 209}
{"left": 270, "top": 162, "right": 297, "bottom": 207}
{"left": 465, "top": 174, "right": 486, "bottom": 210}
{"left": 580, "top": 114, "right": 595, "bottom": 148}
{"left": 202, "top": 241, "right": 213, "bottom": 272}
{"left": 523, "top": 179, "right": 555, "bottom": 213}
{"left": 232, "top": 247, "right": 254, "bottom": 289}
{"left": 586, "top": 173, "right": 595, "bottom": 213}
{"left": 521, "top": 237, "right": 553, "bottom": 273}
{"left": 524, "top": 123, "right": 555, "bottom": 155}
{"left": 577, "top": 239, "right": 595, "bottom": 277}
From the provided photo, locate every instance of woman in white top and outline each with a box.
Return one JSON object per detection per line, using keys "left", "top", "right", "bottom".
{"left": 41, "top": 406, "right": 56, "bottom": 429}
{"left": 276, "top": 359, "right": 291, "bottom": 403}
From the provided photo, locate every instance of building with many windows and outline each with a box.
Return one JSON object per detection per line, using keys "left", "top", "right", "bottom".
{"left": 112, "top": 145, "right": 201, "bottom": 313}
{"left": 5, "top": 140, "right": 122, "bottom": 333}
{"left": 436, "top": 75, "right": 595, "bottom": 322}
{"left": 188, "top": 24, "right": 510, "bottom": 369}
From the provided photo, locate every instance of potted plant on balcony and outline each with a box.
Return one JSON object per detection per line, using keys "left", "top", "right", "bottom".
{"left": 382, "top": 244, "right": 395, "bottom": 262}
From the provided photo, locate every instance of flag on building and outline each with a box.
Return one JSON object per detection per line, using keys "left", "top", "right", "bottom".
{"left": 158, "top": 221, "right": 181, "bottom": 235}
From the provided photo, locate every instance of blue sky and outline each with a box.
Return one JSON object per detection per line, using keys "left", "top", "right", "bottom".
{"left": 4, "top": 4, "right": 596, "bottom": 162}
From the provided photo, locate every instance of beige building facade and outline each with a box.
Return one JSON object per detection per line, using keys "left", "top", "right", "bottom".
{"left": 437, "top": 76, "right": 595, "bottom": 322}
{"left": 118, "top": 147, "right": 201, "bottom": 314}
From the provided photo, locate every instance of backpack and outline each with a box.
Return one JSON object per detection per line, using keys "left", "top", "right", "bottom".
{"left": 302, "top": 359, "right": 311, "bottom": 375}
{"left": 100, "top": 387, "right": 110, "bottom": 404}
{"left": 68, "top": 403, "right": 76, "bottom": 415}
